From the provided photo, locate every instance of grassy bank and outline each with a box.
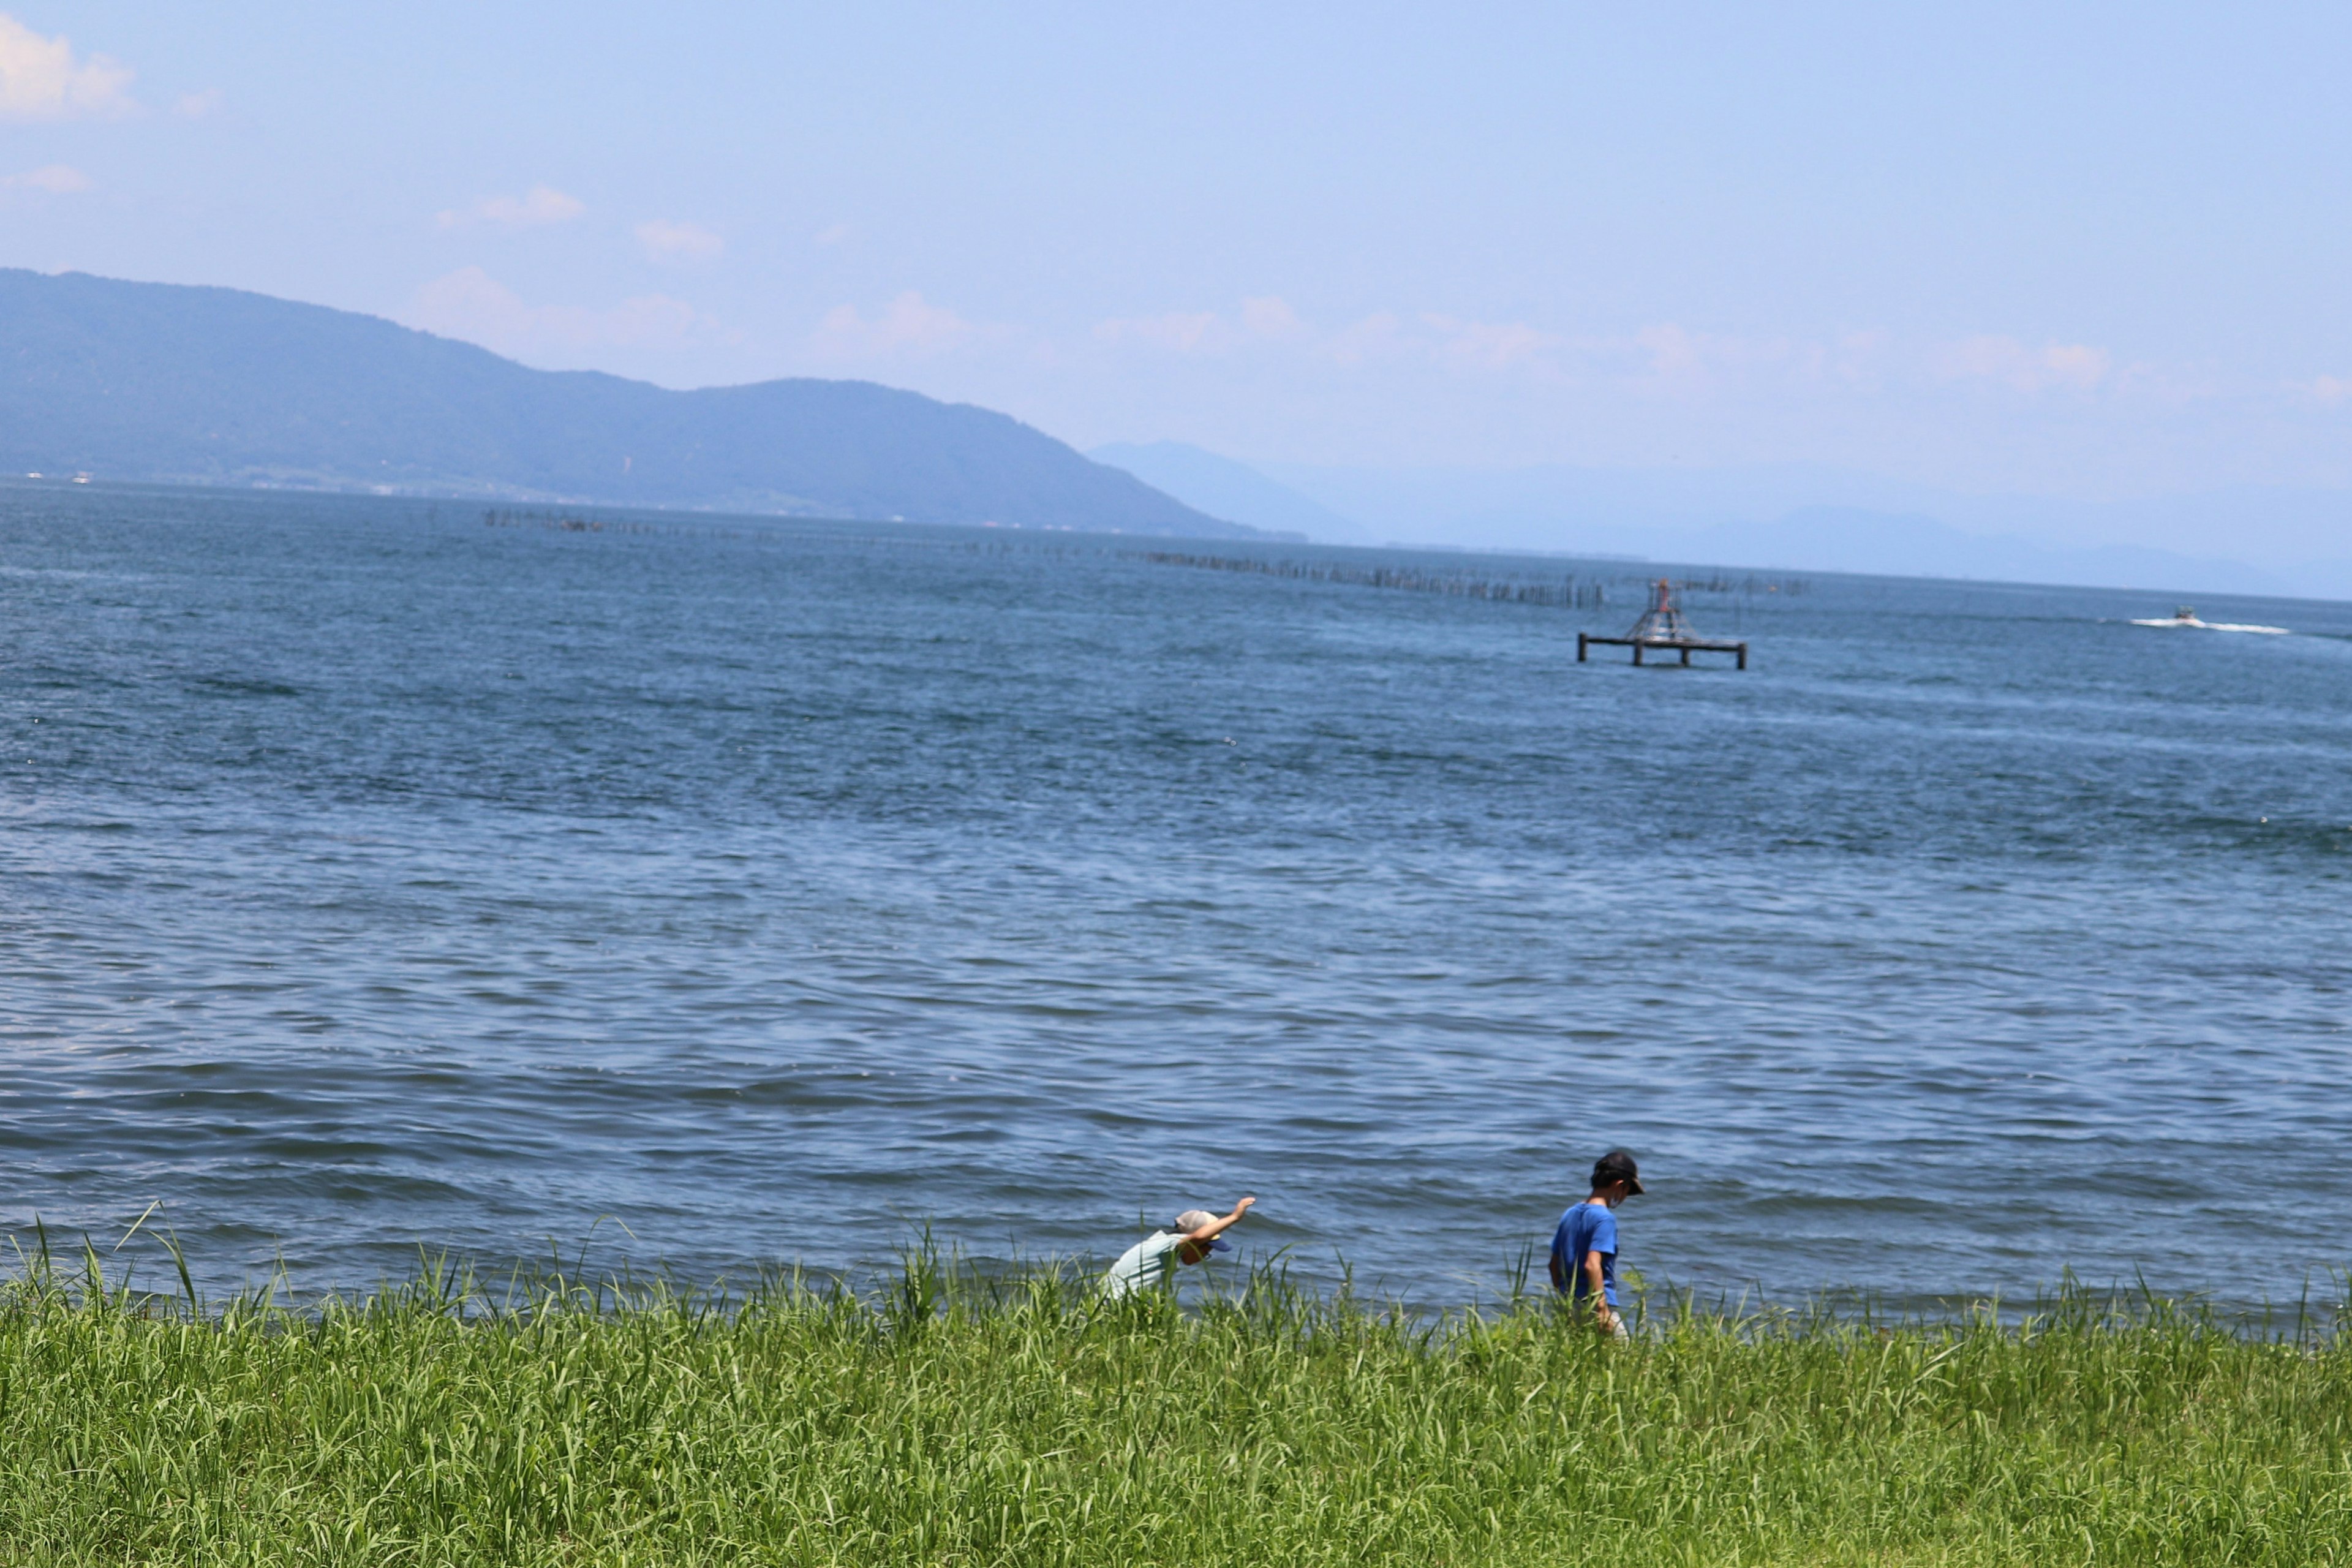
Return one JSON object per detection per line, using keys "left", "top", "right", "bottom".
{"left": 2, "top": 1250, "right": 2349, "bottom": 1566}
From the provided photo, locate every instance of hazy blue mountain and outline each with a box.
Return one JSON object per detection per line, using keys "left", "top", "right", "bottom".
{"left": 1089, "top": 440, "right": 1360, "bottom": 542}
{"left": 0, "top": 268, "right": 1259, "bottom": 535}
{"left": 1264, "top": 460, "right": 2344, "bottom": 597}
{"left": 1677, "top": 507, "right": 2288, "bottom": 595}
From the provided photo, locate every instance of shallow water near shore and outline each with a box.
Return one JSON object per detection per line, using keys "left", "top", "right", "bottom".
{"left": 3, "top": 481, "right": 2350, "bottom": 1310}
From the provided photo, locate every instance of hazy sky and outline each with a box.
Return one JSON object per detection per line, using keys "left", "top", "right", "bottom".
{"left": 2, "top": 2, "right": 2347, "bottom": 500}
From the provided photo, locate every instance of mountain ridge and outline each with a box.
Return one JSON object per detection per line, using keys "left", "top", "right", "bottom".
{"left": 0, "top": 269, "right": 1261, "bottom": 536}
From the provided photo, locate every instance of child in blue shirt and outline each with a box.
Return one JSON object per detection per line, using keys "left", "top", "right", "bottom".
{"left": 1549, "top": 1149, "right": 1643, "bottom": 1336}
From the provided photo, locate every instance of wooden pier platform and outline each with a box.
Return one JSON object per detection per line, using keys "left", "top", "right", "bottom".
{"left": 1578, "top": 631, "right": 1747, "bottom": 669}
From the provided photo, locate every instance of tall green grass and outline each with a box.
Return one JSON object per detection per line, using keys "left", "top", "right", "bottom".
{"left": 2, "top": 1238, "right": 2348, "bottom": 1565}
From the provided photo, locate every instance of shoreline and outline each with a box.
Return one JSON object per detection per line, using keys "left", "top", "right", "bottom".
{"left": 17, "top": 1219, "right": 2348, "bottom": 1334}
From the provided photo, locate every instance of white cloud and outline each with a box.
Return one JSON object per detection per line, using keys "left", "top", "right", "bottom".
{"left": 2038, "top": 343, "right": 2110, "bottom": 388}
{"left": 1803, "top": 329, "right": 1894, "bottom": 389}
{"left": 2312, "top": 375, "right": 2351, "bottom": 406}
{"left": 1080, "top": 301, "right": 2154, "bottom": 419}
{"left": 1322, "top": 311, "right": 1407, "bottom": 366}
{"left": 814, "top": 291, "right": 1000, "bottom": 357}
{"left": 173, "top": 87, "right": 222, "bottom": 119}
{"left": 635, "top": 219, "right": 723, "bottom": 264}
{"left": 815, "top": 222, "right": 852, "bottom": 246}
{"left": 1426, "top": 313, "right": 1555, "bottom": 372}
{"left": 0, "top": 13, "right": 134, "bottom": 120}
{"left": 1616, "top": 323, "right": 1809, "bottom": 393}
{"left": 409, "top": 266, "right": 722, "bottom": 358}
{"left": 1936, "top": 334, "right": 2111, "bottom": 392}
{"left": 1636, "top": 323, "right": 1707, "bottom": 380}
{"left": 1092, "top": 298, "right": 1562, "bottom": 376}
{"left": 435, "top": 185, "right": 585, "bottom": 230}
{"left": 1240, "top": 296, "right": 1306, "bottom": 339}
{"left": 2, "top": 162, "right": 89, "bottom": 192}
{"left": 1094, "top": 298, "right": 1310, "bottom": 356}
{"left": 1094, "top": 309, "right": 1229, "bottom": 354}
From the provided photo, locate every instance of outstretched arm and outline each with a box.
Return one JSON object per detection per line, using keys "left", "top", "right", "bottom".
{"left": 1184, "top": 1196, "right": 1256, "bottom": 1245}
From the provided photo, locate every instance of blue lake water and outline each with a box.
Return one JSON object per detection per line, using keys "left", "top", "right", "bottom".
{"left": 4, "top": 481, "right": 2350, "bottom": 1312}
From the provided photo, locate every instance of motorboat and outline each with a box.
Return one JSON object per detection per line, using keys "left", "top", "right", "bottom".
{"left": 2128, "top": 605, "right": 2288, "bottom": 635}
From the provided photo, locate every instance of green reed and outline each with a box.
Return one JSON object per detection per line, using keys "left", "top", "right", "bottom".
{"left": 1, "top": 1238, "right": 2348, "bottom": 1566}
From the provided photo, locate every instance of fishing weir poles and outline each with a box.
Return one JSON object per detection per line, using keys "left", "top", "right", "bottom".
{"left": 1578, "top": 578, "right": 1749, "bottom": 669}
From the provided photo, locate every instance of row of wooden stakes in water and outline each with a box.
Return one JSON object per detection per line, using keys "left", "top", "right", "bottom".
{"left": 1134, "top": 551, "right": 1610, "bottom": 608}
{"left": 481, "top": 508, "right": 662, "bottom": 535}
{"left": 1135, "top": 552, "right": 1811, "bottom": 609}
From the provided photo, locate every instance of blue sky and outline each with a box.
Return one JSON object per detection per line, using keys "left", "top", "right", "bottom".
{"left": 2, "top": 2, "right": 2348, "bottom": 510}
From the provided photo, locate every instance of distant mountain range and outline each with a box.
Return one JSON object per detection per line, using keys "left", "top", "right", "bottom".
{"left": 1088, "top": 442, "right": 1345, "bottom": 542}
{"left": 1093, "top": 440, "right": 2352, "bottom": 600}
{"left": 0, "top": 269, "right": 1260, "bottom": 537}
{"left": 13, "top": 268, "right": 2338, "bottom": 593}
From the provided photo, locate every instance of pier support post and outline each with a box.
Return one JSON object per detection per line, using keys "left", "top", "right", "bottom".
{"left": 1632, "top": 643, "right": 1643, "bottom": 666}
{"left": 1577, "top": 632, "right": 1588, "bottom": 663}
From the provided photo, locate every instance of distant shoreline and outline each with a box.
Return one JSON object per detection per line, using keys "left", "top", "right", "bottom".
{"left": 16, "top": 472, "right": 2352, "bottom": 606}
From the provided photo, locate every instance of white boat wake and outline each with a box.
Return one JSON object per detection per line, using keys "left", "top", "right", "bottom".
{"left": 2128, "top": 606, "right": 2289, "bottom": 635}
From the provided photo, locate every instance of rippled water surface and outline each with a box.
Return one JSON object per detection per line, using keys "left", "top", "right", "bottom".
{"left": 4, "top": 483, "right": 2350, "bottom": 1310}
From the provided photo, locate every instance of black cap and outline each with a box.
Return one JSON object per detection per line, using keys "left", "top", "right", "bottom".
{"left": 1593, "top": 1149, "right": 1645, "bottom": 1196}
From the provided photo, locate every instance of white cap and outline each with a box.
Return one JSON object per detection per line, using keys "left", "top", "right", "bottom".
{"left": 1172, "top": 1210, "right": 1233, "bottom": 1251}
